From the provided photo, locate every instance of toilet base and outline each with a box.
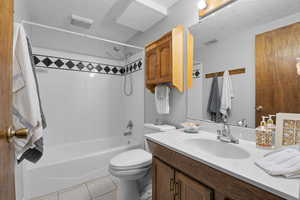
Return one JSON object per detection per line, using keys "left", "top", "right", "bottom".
{"left": 117, "top": 179, "right": 139, "bottom": 200}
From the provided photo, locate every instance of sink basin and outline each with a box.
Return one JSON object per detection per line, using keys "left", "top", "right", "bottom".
{"left": 183, "top": 138, "right": 250, "bottom": 159}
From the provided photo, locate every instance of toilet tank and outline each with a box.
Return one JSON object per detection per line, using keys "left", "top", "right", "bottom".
{"left": 143, "top": 123, "right": 176, "bottom": 152}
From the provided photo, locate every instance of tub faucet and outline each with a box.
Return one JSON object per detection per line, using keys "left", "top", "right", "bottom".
{"left": 217, "top": 119, "right": 239, "bottom": 144}
{"left": 124, "top": 120, "right": 133, "bottom": 136}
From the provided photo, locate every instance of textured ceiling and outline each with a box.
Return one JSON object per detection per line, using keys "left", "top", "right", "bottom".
{"left": 21, "top": 0, "right": 181, "bottom": 58}
{"left": 150, "top": 0, "right": 180, "bottom": 9}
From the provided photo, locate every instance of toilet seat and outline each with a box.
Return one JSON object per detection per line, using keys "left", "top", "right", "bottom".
{"left": 109, "top": 149, "right": 152, "bottom": 171}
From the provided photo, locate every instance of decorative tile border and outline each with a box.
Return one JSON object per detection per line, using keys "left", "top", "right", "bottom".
{"left": 124, "top": 59, "right": 143, "bottom": 74}
{"left": 193, "top": 69, "right": 201, "bottom": 78}
{"left": 33, "top": 54, "right": 143, "bottom": 76}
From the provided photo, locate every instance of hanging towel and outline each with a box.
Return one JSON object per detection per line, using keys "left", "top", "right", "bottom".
{"left": 207, "top": 76, "right": 221, "bottom": 121}
{"left": 220, "top": 70, "right": 234, "bottom": 117}
{"left": 255, "top": 147, "right": 300, "bottom": 178}
{"left": 155, "top": 85, "right": 170, "bottom": 114}
{"left": 13, "top": 23, "right": 44, "bottom": 163}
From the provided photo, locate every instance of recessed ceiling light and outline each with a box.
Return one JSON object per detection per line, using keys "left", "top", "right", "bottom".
{"left": 198, "top": 0, "right": 207, "bottom": 10}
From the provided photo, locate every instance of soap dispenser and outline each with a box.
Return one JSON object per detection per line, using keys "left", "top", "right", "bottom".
{"left": 256, "top": 116, "right": 273, "bottom": 148}
{"left": 266, "top": 115, "right": 276, "bottom": 147}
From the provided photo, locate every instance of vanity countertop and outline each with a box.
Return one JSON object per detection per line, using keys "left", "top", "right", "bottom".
{"left": 145, "top": 130, "right": 299, "bottom": 200}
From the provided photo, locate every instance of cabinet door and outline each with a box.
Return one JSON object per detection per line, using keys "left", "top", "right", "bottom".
{"left": 175, "top": 171, "right": 212, "bottom": 200}
{"left": 153, "top": 158, "right": 175, "bottom": 200}
{"left": 158, "top": 37, "right": 172, "bottom": 83}
{"left": 146, "top": 48, "right": 158, "bottom": 84}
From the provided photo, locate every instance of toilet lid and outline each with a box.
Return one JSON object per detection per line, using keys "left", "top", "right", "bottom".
{"left": 110, "top": 149, "right": 152, "bottom": 170}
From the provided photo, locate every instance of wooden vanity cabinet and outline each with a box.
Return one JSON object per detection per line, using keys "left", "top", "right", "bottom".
{"left": 149, "top": 140, "right": 285, "bottom": 200}
{"left": 153, "top": 158, "right": 213, "bottom": 200}
{"left": 145, "top": 25, "right": 184, "bottom": 93}
{"left": 152, "top": 158, "right": 175, "bottom": 200}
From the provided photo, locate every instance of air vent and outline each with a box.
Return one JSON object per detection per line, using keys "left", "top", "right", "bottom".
{"left": 71, "top": 14, "right": 94, "bottom": 29}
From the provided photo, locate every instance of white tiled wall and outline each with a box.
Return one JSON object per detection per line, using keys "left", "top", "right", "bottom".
{"left": 122, "top": 51, "right": 145, "bottom": 144}
{"left": 33, "top": 48, "right": 126, "bottom": 147}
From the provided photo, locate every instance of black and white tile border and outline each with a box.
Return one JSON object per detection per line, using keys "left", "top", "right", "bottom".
{"left": 124, "top": 59, "right": 143, "bottom": 74}
{"left": 193, "top": 69, "right": 201, "bottom": 78}
{"left": 33, "top": 54, "right": 143, "bottom": 76}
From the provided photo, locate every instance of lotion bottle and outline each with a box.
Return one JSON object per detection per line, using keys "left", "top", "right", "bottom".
{"left": 266, "top": 115, "right": 276, "bottom": 147}
{"left": 256, "top": 116, "right": 269, "bottom": 148}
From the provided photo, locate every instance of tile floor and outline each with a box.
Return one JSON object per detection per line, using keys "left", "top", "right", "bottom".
{"left": 32, "top": 176, "right": 117, "bottom": 200}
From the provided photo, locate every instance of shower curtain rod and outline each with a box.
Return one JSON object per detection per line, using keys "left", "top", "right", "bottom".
{"left": 21, "top": 20, "right": 144, "bottom": 50}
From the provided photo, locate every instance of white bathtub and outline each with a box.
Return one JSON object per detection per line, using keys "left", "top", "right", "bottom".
{"left": 23, "top": 137, "right": 141, "bottom": 199}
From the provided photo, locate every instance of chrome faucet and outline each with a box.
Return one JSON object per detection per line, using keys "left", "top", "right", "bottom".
{"left": 123, "top": 120, "right": 133, "bottom": 136}
{"left": 217, "top": 119, "right": 239, "bottom": 144}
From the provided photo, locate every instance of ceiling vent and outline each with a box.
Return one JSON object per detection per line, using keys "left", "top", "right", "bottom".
{"left": 71, "top": 14, "right": 94, "bottom": 29}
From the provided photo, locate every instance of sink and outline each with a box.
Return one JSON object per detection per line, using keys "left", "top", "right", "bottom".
{"left": 183, "top": 138, "right": 250, "bottom": 159}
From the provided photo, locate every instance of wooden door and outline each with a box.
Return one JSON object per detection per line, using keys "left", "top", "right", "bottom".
{"left": 175, "top": 171, "right": 212, "bottom": 200}
{"left": 256, "top": 22, "right": 300, "bottom": 126}
{"left": 153, "top": 158, "right": 175, "bottom": 200}
{"left": 158, "top": 35, "right": 172, "bottom": 83}
{"left": 146, "top": 47, "right": 158, "bottom": 84}
{"left": 0, "top": 0, "right": 16, "bottom": 199}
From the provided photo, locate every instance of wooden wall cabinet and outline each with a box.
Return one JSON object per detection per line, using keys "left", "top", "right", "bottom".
{"left": 145, "top": 25, "right": 184, "bottom": 93}
{"left": 149, "top": 140, "right": 285, "bottom": 200}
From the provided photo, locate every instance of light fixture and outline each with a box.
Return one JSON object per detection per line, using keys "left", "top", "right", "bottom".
{"left": 198, "top": 0, "right": 208, "bottom": 10}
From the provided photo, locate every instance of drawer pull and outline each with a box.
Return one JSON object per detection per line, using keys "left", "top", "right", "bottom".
{"left": 169, "top": 178, "right": 175, "bottom": 192}
{"left": 175, "top": 182, "right": 181, "bottom": 200}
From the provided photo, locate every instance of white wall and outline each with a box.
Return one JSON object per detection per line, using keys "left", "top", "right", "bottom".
{"left": 129, "top": 0, "right": 200, "bottom": 125}
{"left": 190, "top": 13, "right": 300, "bottom": 127}
{"left": 14, "top": 0, "right": 31, "bottom": 22}
{"left": 33, "top": 48, "right": 125, "bottom": 147}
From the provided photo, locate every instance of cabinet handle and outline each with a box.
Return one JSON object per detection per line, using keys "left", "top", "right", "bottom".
{"left": 174, "top": 182, "right": 181, "bottom": 200}
{"left": 169, "top": 178, "right": 175, "bottom": 192}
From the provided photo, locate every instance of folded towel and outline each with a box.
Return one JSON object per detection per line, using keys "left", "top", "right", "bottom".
{"left": 255, "top": 147, "right": 300, "bottom": 178}
{"left": 220, "top": 70, "right": 234, "bottom": 117}
{"left": 155, "top": 85, "right": 170, "bottom": 114}
{"left": 13, "top": 23, "right": 44, "bottom": 164}
{"left": 207, "top": 76, "right": 221, "bottom": 121}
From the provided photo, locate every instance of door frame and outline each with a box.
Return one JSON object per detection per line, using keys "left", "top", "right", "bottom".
{"left": 0, "top": 0, "right": 16, "bottom": 199}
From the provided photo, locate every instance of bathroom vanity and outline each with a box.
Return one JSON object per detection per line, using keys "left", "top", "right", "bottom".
{"left": 146, "top": 131, "right": 299, "bottom": 200}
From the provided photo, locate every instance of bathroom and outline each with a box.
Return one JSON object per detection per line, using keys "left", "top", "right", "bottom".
{"left": 0, "top": 0, "right": 300, "bottom": 200}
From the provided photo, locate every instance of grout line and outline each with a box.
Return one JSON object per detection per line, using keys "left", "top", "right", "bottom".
{"left": 83, "top": 183, "right": 93, "bottom": 200}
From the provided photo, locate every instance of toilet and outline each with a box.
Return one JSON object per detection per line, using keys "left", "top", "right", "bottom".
{"left": 109, "top": 149, "right": 152, "bottom": 200}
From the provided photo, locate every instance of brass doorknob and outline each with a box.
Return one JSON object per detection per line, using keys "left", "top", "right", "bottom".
{"left": 0, "top": 127, "right": 29, "bottom": 141}
{"left": 256, "top": 105, "right": 263, "bottom": 111}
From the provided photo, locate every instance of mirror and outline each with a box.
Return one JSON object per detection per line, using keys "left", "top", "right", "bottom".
{"left": 188, "top": 0, "right": 300, "bottom": 128}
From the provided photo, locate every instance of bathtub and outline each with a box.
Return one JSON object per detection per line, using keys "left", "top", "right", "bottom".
{"left": 23, "top": 137, "right": 141, "bottom": 199}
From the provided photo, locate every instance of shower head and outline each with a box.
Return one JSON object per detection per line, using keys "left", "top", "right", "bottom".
{"left": 105, "top": 46, "right": 125, "bottom": 60}
{"left": 113, "top": 46, "right": 121, "bottom": 52}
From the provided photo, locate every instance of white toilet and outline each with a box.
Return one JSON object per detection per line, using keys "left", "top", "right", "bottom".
{"left": 109, "top": 149, "right": 152, "bottom": 200}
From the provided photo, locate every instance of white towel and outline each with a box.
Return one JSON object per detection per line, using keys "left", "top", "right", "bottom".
{"left": 155, "top": 85, "right": 170, "bottom": 114}
{"left": 255, "top": 147, "right": 300, "bottom": 178}
{"left": 13, "top": 23, "right": 43, "bottom": 160}
{"left": 220, "top": 70, "right": 234, "bottom": 117}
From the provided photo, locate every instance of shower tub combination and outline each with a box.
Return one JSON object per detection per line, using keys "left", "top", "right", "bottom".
{"left": 23, "top": 137, "right": 141, "bottom": 199}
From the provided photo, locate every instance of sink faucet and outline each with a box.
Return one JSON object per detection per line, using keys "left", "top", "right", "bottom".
{"left": 217, "top": 118, "right": 239, "bottom": 144}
